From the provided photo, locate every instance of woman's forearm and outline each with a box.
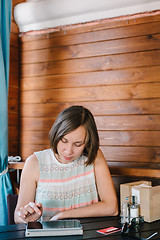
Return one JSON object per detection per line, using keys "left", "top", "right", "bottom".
{"left": 53, "top": 200, "right": 118, "bottom": 220}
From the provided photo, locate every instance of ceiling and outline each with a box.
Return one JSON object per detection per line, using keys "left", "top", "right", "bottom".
{"left": 14, "top": 0, "right": 160, "bottom": 32}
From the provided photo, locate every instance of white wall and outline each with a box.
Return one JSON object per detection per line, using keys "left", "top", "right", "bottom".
{"left": 14, "top": 0, "right": 160, "bottom": 32}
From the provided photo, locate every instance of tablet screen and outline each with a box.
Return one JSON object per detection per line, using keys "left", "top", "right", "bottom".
{"left": 27, "top": 220, "right": 81, "bottom": 230}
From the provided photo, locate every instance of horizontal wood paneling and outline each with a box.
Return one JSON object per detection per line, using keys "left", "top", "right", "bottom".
{"left": 99, "top": 131, "right": 160, "bottom": 146}
{"left": 19, "top": 13, "right": 160, "bottom": 178}
{"left": 20, "top": 131, "right": 160, "bottom": 152}
{"left": 20, "top": 130, "right": 160, "bottom": 147}
{"left": 9, "top": 162, "right": 24, "bottom": 170}
{"left": 8, "top": 86, "right": 19, "bottom": 100}
{"left": 21, "top": 82, "right": 160, "bottom": 103}
{"left": 96, "top": 115, "right": 160, "bottom": 130}
{"left": 21, "top": 65, "right": 160, "bottom": 90}
{"left": 8, "top": 99, "right": 19, "bottom": 112}
{"left": 20, "top": 99, "right": 160, "bottom": 117}
{"left": 110, "top": 167, "right": 160, "bottom": 178}
{"left": 9, "top": 126, "right": 19, "bottom": 139}
{"left": 20, "top": 115, "right": 160, "bottom": 131}
{"left": 10, "top": 59, "right": 19, "bottom": 75}
{"left": 10, "top": 32, "right": 19, "bottom": 47}
{"left": 101, "top": 146, "right": 160, "bottom": 163}
{"left": 110, "top": 162, "right": 160, "bottom": 169}
{"left": 8, "top": 140, "right": 19, "bottom": 156}
{"left": 9, "top": 71, "right": 19, "bottom": 86}
{"left": 21, "top": 50, "right": 160, "bottom": 77}
{"left": 10, "top": 46, "right": 19, "bottom": 60}
{"left": 20, "top": 144, "right": 50, "bottom": 160}
{"left": 21, "top": 21, "right": 160, "bottom": 51}
{"left": 8, "top": 112, "right": 18, "bottom": 126}
{"left": 8, "top": 0, "right": 22, "bottom": 157}
{"left": 21, "top": 14, "right": 160, "bottom": 42}
{"left": 21, "top": 145, "right": 160, "bottom": 164}
{"left": 21, "top": 33, "right": 160, "bottom": 63}
{"left": 11, "top": 20, "right": 19, "bottom": 34}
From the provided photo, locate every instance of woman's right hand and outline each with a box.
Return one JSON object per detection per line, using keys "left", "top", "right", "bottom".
{"left": 18, "top": 202, "right": 43, "bottom": 223}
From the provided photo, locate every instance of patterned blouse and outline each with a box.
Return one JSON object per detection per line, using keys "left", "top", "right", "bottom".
{"left": 34, "top": 149, "right": 98, "bottom": 220}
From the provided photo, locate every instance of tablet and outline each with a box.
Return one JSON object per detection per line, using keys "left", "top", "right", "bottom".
{"left": 25, "top": 219, "right": 83, "bottom": 237}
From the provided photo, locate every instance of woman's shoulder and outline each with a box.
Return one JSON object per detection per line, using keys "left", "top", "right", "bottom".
{"left": 23, "top": 149, "right": 51, "bottom": 171}
{"left": 21, "top": 153, "right": 39, "bottom": 182}
{"left": 24, "top": 153, "right": 39, "bottom": 169}
{"left": 94, "top": 148, "right": 106, "bottom": 166}
{"left": 34, "top": 148, "right": 51, "bottom": 156}
{"left": 34, "top": 148, "right": 52, "bottom": 160}
{"left": 23, "top": 149, "right": 49, "bottom": 166}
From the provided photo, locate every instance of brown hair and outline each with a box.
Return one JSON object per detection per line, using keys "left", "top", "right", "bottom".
{"left": 49, "top": 105, "right": 99, "bottom": 165}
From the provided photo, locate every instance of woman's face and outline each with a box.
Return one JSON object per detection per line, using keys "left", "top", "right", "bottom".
{"left": 56, "top": 125, "right": 87, "bottom": 164}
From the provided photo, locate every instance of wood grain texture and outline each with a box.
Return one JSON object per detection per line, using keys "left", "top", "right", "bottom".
{"left": 21, "top": 34, "right": 160, "bottom": 63}
{"left": 8, "top": 0, "right": 22, "bottom": 158}
{"left": 21, "top": 65, "right": 160, "bottom": 90}
{"left": 21, "top": 83, "right": 160, "bottom": 103}
{"left": 20, "top": 145, "right": 160, "bottom": 164}
{"left": 99, "top": 131, "right": 160, "bottom": 146}
{"left": 21, "top": 14, "right": 160, "bottom": 42}
{"left": 20, "top": 115, "right": 160, "bottom": 131}
{"left": 21, "top": 21, "right": 160, "bottom": 51}
{"left": 20, "top": 99, "right": 160, "bottom": 117}
{"left": 8, "top": 162, "right": 24, "bottom": 170}
{"left": 17, "top": 13, "right": 160, "bottom": 177}
{"left": 110, "top": 166, "right": 160, "bottom": 178}
{"left": 8, "top": 99, "right": 19, "bottom": 113}
{"left": 21, "top": 50, "right": 160, "bottom": 77}
{"left": 8, "top": 140, "right": 19, "bottom": 155}
{"left": 9, "top": 126, "right": 19, "bottom": 139}
{"left": 9, "top": 72, "right": 19, "bottom": 85}
{"left": 8, "top": 112, "right": 18, "bottom": 126}
{"left": 20, "top": 130, "right": 160, "bottom": 147}
{"left": 101, "top": 146, "right": 160, "bottom": 163}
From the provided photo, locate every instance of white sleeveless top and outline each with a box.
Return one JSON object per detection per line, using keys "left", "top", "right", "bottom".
{"left": 34, "top": 149, "right": 98, "bottom": 220}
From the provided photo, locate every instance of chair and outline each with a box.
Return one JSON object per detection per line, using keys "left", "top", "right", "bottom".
{"left": 7, "top": 194, "right": 18, "bottom": 225}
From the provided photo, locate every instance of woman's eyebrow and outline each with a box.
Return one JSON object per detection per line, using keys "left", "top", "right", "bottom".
{"left": 62, "top": 137, "right": 85, "bottom": 144}
{"left": 74, "top": 140, "right": 85, "bottom": 144}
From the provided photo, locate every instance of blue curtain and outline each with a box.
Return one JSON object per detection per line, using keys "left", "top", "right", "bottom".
{"left": 0, "top": 0, "right": 13, "bottom": 226}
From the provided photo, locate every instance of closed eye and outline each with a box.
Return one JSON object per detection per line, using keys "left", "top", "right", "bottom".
{"left": 74, "top": 142, "right": 85, "bottom": 147}
{"left": 61, "top": 137, "right": 67, "bottom": 143}
{"left": 61, "top": 137, "right": 85, "bottom": 147}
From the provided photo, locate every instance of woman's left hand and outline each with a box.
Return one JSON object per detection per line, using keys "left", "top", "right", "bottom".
{"left": 18, "top": 202, "right": 43, "bottom": 223}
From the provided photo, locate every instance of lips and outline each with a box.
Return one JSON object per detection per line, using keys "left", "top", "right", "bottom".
{"left": 64, "top": 156, "right": 72, "bottom": 161}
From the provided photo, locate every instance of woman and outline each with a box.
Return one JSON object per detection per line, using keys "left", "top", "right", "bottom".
{"left": 14, "top": 105, "right": 118, "bottom": 223}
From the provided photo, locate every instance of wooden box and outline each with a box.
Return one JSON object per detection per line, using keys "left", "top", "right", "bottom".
{"left": 120, "top": 181, "right": 151, "bottom": 211}
{"left": 120, "top": 181, "right": 160, "bottom": 223}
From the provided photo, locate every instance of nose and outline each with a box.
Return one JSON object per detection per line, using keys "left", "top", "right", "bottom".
{"left": 64, "top": 144, "right": 73, "bottom": 155}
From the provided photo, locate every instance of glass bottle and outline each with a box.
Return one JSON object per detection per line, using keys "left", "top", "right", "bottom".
{"left": 121, "top": 197, "right": 130, "bottom": 223}
{"left": 130, "top": 195, "right": 139, "bottom": 223}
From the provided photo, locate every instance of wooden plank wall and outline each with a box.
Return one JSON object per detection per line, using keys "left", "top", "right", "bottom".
{"left": 9, "top": 0, "right": 20, "bottom": 156}
{"left": 9, "top": 0, "right": 26, "bottom": 156}
{"left": 19, "top": 13, "right": 160, "bottom": 178}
